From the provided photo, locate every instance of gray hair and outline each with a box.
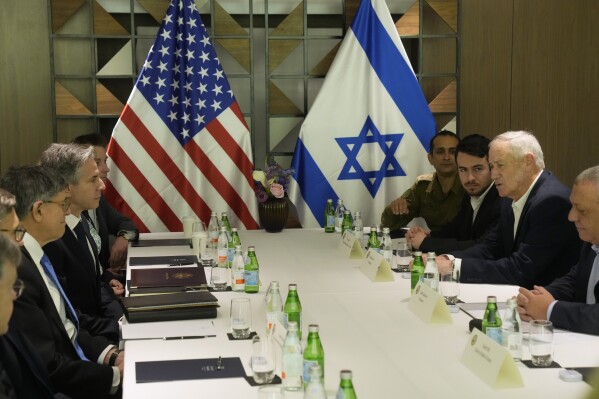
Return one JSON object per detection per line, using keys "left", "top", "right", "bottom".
{"left": 0, "top": 165, "right": 67, "bottom": 220}
{"left": 39, "top": 143, "right": 94, "bottom": 185}
{"left": 0, "top": 188, "right": 16, "bottom": 221}
{"left": 0, "top": 233, "right": 21, "bottom": 279}
{"left": 574, "top": 166, "right": 599, "bottom": 200}
{"left": 490, "top": 130, "right": 545, "bottom": 169}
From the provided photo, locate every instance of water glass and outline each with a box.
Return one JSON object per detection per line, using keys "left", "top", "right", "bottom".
{"left": 439, "top": 262, "right": 460, "bottom": 305}
{"left": 191, "top": 231, "right": 208, "bottom": 259}
{"left": 230, "top": 298, "right": 252, "bottom": 339}
{"left": 395, "top": 239, "right": 412, "bottom": 273}
{"left": 182, "top": 216, "right": 198, "bottom": 238}
{"left": 251, "top": 334, "right": 276, "bottom": 384}
{"left": 529, "top": 320, "right": 553, "bottom": 366}
{"left": 257, "top": 385, "right": 285, "bottom": 399}
{"left": 209, "top": 256, "right": 229, "bottom": 291}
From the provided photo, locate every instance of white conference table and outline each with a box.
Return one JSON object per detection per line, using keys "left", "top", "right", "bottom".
{"left": 122, "top": 229, "right": 597, "bottom": 399}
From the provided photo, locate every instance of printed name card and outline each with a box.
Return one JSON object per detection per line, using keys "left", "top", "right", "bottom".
{"left": 359, "top": 249, "right": 394, "bottom": 282}
{"left": 460, "top": 329, "right": 523, "bottom": 389}
{"left": 407, "top": 282, "right": 452, "bottom": 324}
{"left": 338, "top": 231, "right": 365, "bottom": 259}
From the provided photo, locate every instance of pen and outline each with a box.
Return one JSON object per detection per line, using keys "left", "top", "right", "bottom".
{"left": 169, "top": 262, "right": 195, "bottom": 266}
{"left": 162, "top": 335, "right": 216, "bottom": 340}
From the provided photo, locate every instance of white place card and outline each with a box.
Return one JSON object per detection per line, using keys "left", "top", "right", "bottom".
{"left": 359, "top": 249, "right": 394, "bottom": 282}
{"left": 460, "top": 329, "right": 524, "bottom": 389}
{"left": 338, "top": 231, "right": 365, "bottom": 259}
{"left": 408, "top": 281, "right": 452, "bottom": 324}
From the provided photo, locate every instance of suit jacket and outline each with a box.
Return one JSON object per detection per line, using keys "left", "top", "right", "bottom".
{"left": 95, "top": 195, "right": 138, "bottom": 271}
{"left": 0, "top": 328, "right": 56, "bottom": 398}
{"left": 419, "top": 184, "right": 501, "bottom": 254}
{"left": 12, "top": 248, "right": 114, "bottom": 398}
{"left": 452, "top": 171, "right": 581, "bottom": 287}
{"left": 546, "top": 243, "right": 599, "bottom": 335}
{"left": 43, "top": 226, "right": 120, "bottom": 342}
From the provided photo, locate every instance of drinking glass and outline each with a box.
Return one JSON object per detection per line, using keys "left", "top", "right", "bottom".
{"left": 230, "top": 298, "right": 252, "bottom": 339}
{"left": 191, "top": 221, "right": 208, "bottom": 259}
{"left": 251, "top": 334, "right": 276, "bottom": 384}
{"left": 439, "top": 261, "right": 460, "bottom": 305}
{"left": 529, "top": 320, "right": 553, "bottom": 366}
{"left": 182, "top": 216, "right": 198, "bottom": 238}
{"left": 257, "top": 385, "right": 285, "bottom": 399}
{"left": 395, "top": 239, "right": 412, "bottom": 274}
{"left": 209, "top": 256, "right": 228, "bottom": 291}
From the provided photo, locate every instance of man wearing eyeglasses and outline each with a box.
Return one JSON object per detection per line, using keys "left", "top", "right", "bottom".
{"left": 40, "top": 143, "right": 123, "bottom": 340}
{"left": 0, "top": 188, "right": 26, "bottom": 244}
{"left": 0, "top": 215, "right": 57, "bottom": 397}
{"left": 0, "top": 165, "right": 123, "bottom": 398}
{"left": 406, "top": 134, "right": 501, "bottom": 254}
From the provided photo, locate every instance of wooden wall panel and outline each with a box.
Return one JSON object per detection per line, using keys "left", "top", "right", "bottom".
{"left": 0, "top": 0, "right": 53, "bottom": 173}
{"left": 459, "top": 0, "right": 513, "bottom": 137}
{"left": 511, "top": 0, "right": 599, "bottom": 185}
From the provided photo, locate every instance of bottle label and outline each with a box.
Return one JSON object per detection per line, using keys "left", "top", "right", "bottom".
{"left": 486, "top": 327, "right": 503, "bottom": 345}
{"left": 303, "top": 360, "right": 318, "bottom": 383}
{"left": 326, "top": 215, "right": 335, "bottom": 227}
{"left": 217, "top": 249, "right": 228, "bottom": 264}
{"left": 245, "top": 270, "right": 259, "bottom": 287}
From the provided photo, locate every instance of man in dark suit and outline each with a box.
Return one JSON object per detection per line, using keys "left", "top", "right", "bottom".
{"left": 72, "top": 134, "right": 138, "bottom": 274}
{"left": 517, "top": 166, "right": 599, "bottom": 335}
{"left": 0, "top": 207, "right": 56, "bottom": 398}
{"left": 436, "top": 131, "right": 581, "bottom": 287}
{"left": 40, "top": 144, "right": 123, "bottom": 334}
{"left": 0, "top": 165, "right": 123, "bottom": 398}
{"left": 406, "top": 134, "right": 501, "bottom": 254}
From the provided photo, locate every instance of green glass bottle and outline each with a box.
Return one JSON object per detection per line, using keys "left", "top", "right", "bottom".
{"left": 284, "top": 284, "right": 302, "bottom": 339}
{"left": 324, "top": 199, "right": 335, "bottom": 233}
{"left": 244, "top": 246, "right": 259, "bottom": 293}
{"left": 221, "top": 211, "right": 231, "bottom": 232}
{"left": 336, "top": 370, "right": 357, "bottom": 399}
{"left": 366, "top": 226, "right": 380, "bottom": 251}
{"left": 341, "top": 210, "right": 353, "bottom": 236}
{"left": 482, "top": 296, "right": 503, "bottom": 344}
{"left": 303, "top": 324, "right": 325, "bottom": 387}
{"left": 410, "top": 251, "right": 425, "bottom": 294}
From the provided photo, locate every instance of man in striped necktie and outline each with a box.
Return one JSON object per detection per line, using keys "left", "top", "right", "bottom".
{"left": 0, "top": 165, "right": 123, "bottom": 398}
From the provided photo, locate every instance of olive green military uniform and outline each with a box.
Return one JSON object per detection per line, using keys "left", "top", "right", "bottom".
{"left": 381, "top": 173, "right": 465, "bottom": 233}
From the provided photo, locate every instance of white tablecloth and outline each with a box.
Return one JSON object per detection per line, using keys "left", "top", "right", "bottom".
{"left": 122, "top": 229, "right": 597, "bottom": 399}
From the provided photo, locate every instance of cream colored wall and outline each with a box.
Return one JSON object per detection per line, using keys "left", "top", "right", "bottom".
{"left": 0, "top": 0, "right": 54, "bottom": 174}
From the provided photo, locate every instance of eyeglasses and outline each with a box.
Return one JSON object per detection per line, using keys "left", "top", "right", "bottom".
{"left": 13, "top": 279, "right": 25, "bottom": 299}
{"left": 43, "top": 198, "right": 71, "bottom": 212}
{"left": 0, "top": 226, "right": 26, "bottom": 242}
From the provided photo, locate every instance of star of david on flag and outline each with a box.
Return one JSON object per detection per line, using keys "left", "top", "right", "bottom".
{"left": 336, "top": 116, "right": 405, "bottom": 197}
{"left": 288, "top": 0, "right": 436, "bottom": 228}
{"left": 105, "top": 0, "right": 259, "bottom": 232}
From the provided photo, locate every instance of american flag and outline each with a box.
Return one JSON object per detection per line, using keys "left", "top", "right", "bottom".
{"left": 106, "top": 0, "right": 259, "bottom": 232}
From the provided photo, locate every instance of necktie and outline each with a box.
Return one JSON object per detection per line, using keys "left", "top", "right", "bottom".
{"left": 39, "top": 254, "right": 89, "bottom": 361}
{"left": 74, "top": 221, "right": 100, "bottom": 276}
{"left": 82, "top": 211, "right": 102, "bottom": 254}
{"left": 587, "top": 246, "right": 599, "bottom": 304}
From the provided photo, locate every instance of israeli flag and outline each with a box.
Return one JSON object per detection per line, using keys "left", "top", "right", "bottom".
{"left": 288, "top": 0, "right": 436, "bottom": 228}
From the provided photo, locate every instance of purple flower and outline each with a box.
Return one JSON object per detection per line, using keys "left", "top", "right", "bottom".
{"left": 256, "top": 190, "right": 269, "bottom": 203}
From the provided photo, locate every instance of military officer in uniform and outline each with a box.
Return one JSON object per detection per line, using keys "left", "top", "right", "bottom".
{"left": 381, "top": 130, "right": 465, "bottom": 234}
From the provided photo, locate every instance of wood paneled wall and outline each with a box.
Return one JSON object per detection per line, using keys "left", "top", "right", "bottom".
{"left": 0, "top": 0, "right": 54, "bottom": 172}
{"left": 460, "top": 0, "right": 599, "bottom": 186}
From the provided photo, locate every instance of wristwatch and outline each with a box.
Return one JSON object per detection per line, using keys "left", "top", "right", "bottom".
{"left": 117, "top": 230, "right": 136, "bottom": 241}
{"left": 108, "top": 349, "right": 123, "bottom": 366}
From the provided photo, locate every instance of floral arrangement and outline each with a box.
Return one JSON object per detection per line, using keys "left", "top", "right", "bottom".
{"left": 252, "top": 155, "right": 295, "bottom": 204}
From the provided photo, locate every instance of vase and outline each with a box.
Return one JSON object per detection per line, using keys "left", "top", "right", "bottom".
{"left": 258, "top": 197, "right": 289, "bottom": 233}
